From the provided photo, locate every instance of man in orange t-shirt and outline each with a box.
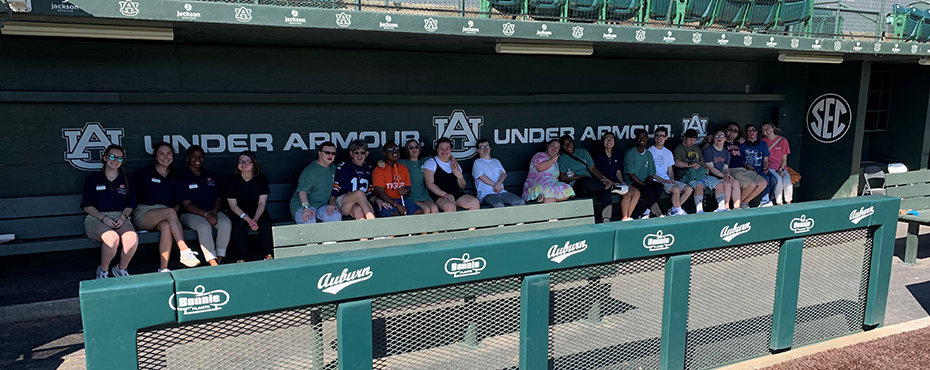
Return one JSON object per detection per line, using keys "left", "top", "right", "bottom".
{"left": 372, "top": 141, "right": 422, "bottom": 216}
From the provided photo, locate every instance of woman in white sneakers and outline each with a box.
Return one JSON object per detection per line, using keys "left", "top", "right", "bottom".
{"left": 80, "top": 145, "right": 139, "bottom": 279}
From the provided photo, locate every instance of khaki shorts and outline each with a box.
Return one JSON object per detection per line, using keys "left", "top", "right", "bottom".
{"left": 730, "top": 168, "right": 766, "bottom": 188}
{"left": 84, "top": 211, "right": 127, "bottom": 241}
{"left": 131, "top": 204, "right": 168, "bottom": 230}
{"left": 660, "top": 180, "right": 690, "bottom": 193}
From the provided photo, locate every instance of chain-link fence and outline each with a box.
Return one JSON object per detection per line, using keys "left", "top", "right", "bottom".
{"left": 793, "top": 228, "right": 873, "bottom": 347}
{"left": 137, "top": 304, "right": 338, "bottom": 370}
{"left": 548, "top": 258, "right": 665, "bottom": 370}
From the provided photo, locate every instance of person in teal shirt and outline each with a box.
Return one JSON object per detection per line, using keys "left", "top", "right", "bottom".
{"left": 398, "top": 139, "right": 439, "bottom": 214}
{"left": 624, "top": 129, "right": 663, "bottom": 218}
{"left": 556, "top": 135, "right": 615, "bottom": 223}
{"left": 290, "top": 142, "right": 342, "bottom": 224}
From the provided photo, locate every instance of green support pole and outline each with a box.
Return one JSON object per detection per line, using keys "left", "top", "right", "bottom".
{"left": 769, "top": 238, "right": 804, "bottom": 352}
{"left": 310, "top": 309, "right": 325, "bottom": 370}
{"left": 660, "top": 254, "right": 691, "bottom": 370}
{"left": 864, "top": 201, "right": 901, "bottom": 327}
{"left": 520, "top": 273, "right": 551, "bottom": 370}
{"left": 337, "top": 299, "right": 373, "bottom": 370}
{"left": 562, "top": 0, "right": 569, "bottom": 22}
{"left": 905, "top": 222, "right": 919, "bottom": 265}
{"left": 480, "top": 0, "right": 490, "bottom": 17}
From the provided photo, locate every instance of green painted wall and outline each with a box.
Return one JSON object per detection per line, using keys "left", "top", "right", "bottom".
{"left": 864, "top": 64, "right": 930, "bottom": 170}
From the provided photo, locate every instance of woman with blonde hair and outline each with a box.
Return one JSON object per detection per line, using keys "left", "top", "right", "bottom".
{"left": 81, "top": 144, "right": 139, "bottom": 279}
{"left": 760, "top": 122, "right": 793, "bottom": 205}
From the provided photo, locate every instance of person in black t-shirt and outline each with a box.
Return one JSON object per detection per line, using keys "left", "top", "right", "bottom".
{"left": 132, "top": 142, "right": 201, "bottom": 272}
{"left": 226, "top": 151, "right": 273, "bottom": 262}
{"left": 80, "top": 144, "right": 138, "bottom": 279}
{"left": 177, "top": 145, "right": 232, "bottom": 265}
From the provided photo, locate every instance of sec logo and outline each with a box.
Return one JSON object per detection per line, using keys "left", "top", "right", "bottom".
{"left": 807, "top": 93, "right": 851, "bottom": 144}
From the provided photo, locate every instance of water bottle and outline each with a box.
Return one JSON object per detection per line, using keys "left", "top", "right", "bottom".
{"left": 567, "top": 169, "right": 574, "bottom": 178}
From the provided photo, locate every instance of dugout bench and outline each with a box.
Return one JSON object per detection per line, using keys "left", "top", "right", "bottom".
{"left": 885, "top": 168, "right": 930, "bottom": 264}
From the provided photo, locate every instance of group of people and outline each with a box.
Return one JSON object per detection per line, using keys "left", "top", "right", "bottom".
{"left": 81, "top": 122, "right": 793, "bottom": 279}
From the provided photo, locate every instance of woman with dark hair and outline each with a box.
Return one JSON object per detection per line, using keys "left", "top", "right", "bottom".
{"left": 522, "top": 139, "right": 574, "bottom": 203}
{"left": 81, "top": 144, "right": 139, "bottom": 279}
{"left": 132, "top": 142, "right": 201, "bottom": 272}
{"left": 595, "top": 132, "right": 640, "bottom": 221}
{"left": 226, "top": 151, "right": 272, "bottom": 262}
{"left": 177, "top": 145, "right": 231, "bottom": 265}
{"left": 398, "top": 139, "right": 439, "bottom": 214}
{"left": 423, "top": 137, "right": 480, "bottom": 212}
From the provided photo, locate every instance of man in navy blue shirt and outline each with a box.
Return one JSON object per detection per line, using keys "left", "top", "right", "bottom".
{"left": 332, "top": 140, "right": 377, "bottom": 220}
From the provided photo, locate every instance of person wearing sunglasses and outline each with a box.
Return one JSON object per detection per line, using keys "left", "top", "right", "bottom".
{"left": 738, "top": 123, "right": 771, "bottom": 207}
{"left": 176, "top": 145, "right": 232, "bottom": 265}
{"left": 132, "top": 142, "right": 201, "bottom": 272}
{"left": 226, "top": 151, "right": 273, "bottom": 262}
{"left": 372, "top": 140, "right": 422, "bottom": 216}
{"left": 472, "top": 139, "right": 525, "bottom": 208}
{"left": 332, "top": 140, "right": 377, "bottom": 220}
{"left": 81, "top": 144, "right": 139, "bottom": 279}
{"left": 398, "top": 139, "right": 439, "bottom": 214}
{"left": 725, "top": 122, "right": 768, "bottom": 208}
{"left": 291, "top": 141, "right": 342, "bottom": 224}
{"left": 423, "top": 137, "right": 480, "bottom": 212}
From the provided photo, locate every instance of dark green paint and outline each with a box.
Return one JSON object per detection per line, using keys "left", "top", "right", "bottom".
{"left": 769, "top": 237, "right": 804, "bottom": 351}
{"left": 337, "top": 299, "right": 374, "bottom": 370}
{"left": 863, "top": 197, "right": 901, "bottom": 327}
{"left": 519, "top": 273, "right": 550, "bottom": 370}
{"left": 659, "top": 254, "right": 689, "bottom": 370}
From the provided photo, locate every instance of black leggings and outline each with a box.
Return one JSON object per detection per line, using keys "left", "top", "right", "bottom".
{"left": 229, "top": 212, "right": 273, "bottom": 259}
{"left": 632, "top": 181, "right": 664, "bottom": 210}
{"left": 572, "top": 177, "right": 613, "bottom": 219}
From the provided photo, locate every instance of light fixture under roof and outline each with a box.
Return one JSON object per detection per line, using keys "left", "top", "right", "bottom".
{"left": 0, "top": 22, "right": 174, "bottom": 41}
{"left": 495, "top": 43, "right": 593, "bottom": 56}
{"left": 778, "top": 53, "right": 843, "bottom": 64}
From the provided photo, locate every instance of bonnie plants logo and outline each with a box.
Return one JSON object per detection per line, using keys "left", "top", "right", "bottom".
{"left": 548, "top": 240, "right": 588, "bottom": 263}
{"left": 850, "top": 206, "right": 874, "bottom": 224}
{"left": 169, "top": 285, "right": 230, "bottom": 315}
{"left": 720, "top": 222, "right": 751, "bottom": 242}
{"left": 434, "top": 110, "right": 482, "bottom": 160}
{"left": 318, "top": 266, "right": 372, "bottom": 294}
{"left": 62, "top": 122, "right": 124, "bottom": 171}
{"left": 790, "top": 215, "right": 814, "bottom": 233}
{"left": 807, "top": 93, "right": 852, "bottom": 144}
{"left": 643, "top": 230, "right": 674, "bottom": 251}
{"left": 445, "top": 253, "right": 486, "bottom": 277}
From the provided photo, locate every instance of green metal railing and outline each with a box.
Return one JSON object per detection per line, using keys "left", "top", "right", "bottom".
{"left": 80, "top": 195, "right": 898, "bottom": 370}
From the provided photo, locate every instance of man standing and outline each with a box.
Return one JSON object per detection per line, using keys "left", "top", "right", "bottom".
{"left": 738, "top": 124, "right": 770, "bottom": 207}
{"left": 624, "top": 129, "right": 664, "bottom": 218}
{"left": 648, "top": 127, "right": 693, "bottom": 216}
{"left": 290, "top": 141, "right": 342, "bottom": 224}
{"left": 372, "top": 140, "right": 422, "bottom": 216}
{"left": 673, "top": 129, "right": 726, "bottom": 213}
{"left": 557, "top": 135, "right": 615, "bottom": 223}
{"left": 472, "top": 139, "right": 525, "bottom": 208}
{"left": 724, "top": 122, "right": 767, "bottom": 208}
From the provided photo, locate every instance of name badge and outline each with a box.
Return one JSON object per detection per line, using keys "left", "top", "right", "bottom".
{"left": 95, "top": 185, "right": 106, "bottom": 191}
{"left": 189, "top": 183, "right": 199, "bottom": 189}
{"left": 151, "top": 178, "right": 161, "bottom": 183}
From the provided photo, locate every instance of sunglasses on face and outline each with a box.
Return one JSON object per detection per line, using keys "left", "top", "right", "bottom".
{"left": 321, "top": 150, "right": 337, "bottom": 156}
{"left": 107, "top": 154, "right": 125, "bottom": 163}
{"left": 715, "top": 134, "right": 726, "bottom": 138}
{"left": 654, "top": 135, "right": 667, "bottom": 138}
{"left": 352, "top": 150, "right": 368, "bottom": 155}
{"left": 747, "top": 130, "right": 757, "bottom": 133}
{"left": 238, "top": 160, "right": 253, "bottom": 165}
{"left": 407, "top": 145, "right": 420, "bottom": 150}
{"left": 386, "top": 147, "right": 400, "bottom": 152}
{"left": 478, "top": 145, "right": 490, "bottom": 149}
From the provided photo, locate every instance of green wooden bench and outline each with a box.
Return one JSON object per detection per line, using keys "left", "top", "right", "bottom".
{"left": 272, "top": 199, "right": 595, "bottom": 258}
{"left": 0, "top": 183, "right": 296, "bottom": 257}
{"left": 885, "top": 169, "right": 930, "bottom": 264}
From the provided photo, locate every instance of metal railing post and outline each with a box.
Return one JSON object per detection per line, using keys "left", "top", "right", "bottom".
{"left": 338, "top": 299, "right": 373, "bottom": 370}
{"left": 520, "top": 273, "right": 551, "bottom": 370}
{"left": 769, "top": 238, "right": 804, "bottom": 352}
{"left": 660, "top": 254, "right": 691, "bottom": 370}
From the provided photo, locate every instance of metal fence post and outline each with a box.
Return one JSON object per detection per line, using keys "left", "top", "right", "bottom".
{"left": 660, "top": 254, "right": 691, "bottom": 370}
{"left": 338, "top": 299, "right": 373, "bottom": 370}
{"left": 864, "top": 199, "right": 900, "bottom": 327}
{"left": 769, "top": 238, "right": 804, "bottom": 352}
{"left": 520, "top": 273, "right": 551, "bottom": 370}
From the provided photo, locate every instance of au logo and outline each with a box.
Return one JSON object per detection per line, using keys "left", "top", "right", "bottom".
{"left": 743, "top": 35, "right": 752, "bottom": 46}
{"left": 444, "top": 253, "right": 486, "bottom": 278}
{"left": 335, "top": 12, "right": 351, "bottom": 27}
{"left": 807, "top": 93, "right": 851, "bottom": 144}
{"left": 434, "top": 110, "right": 482, "bottom": 160}
{"left": 790, "top": 215, "right": 814, "bottom": 233}
{"left": 62, "top": 122, "right": 124, "bottom": 171}
{"left": 643, "top": 230, "right": 674, "bottom": 251}
{"left": 235, "top": 7, "right": 252, "bottom": 22}
{"left": 682, "top": 113, "right": 708, "bottom": 145}
{"left": 118, "top": 0, "right": 139, "bottom": 16}
{"left": 572, "top": 26, "right": 584, "bottom": 39}
{"left": 635, "top": 28, "right": 645, "bottom": 41}
{"left": 692, "top": 32, "right": 701, "bottom": 44}
{"left": 424, "top": 17, "right": 438, "bottom": 32}
{"left": 169, "top": 285, "right": 230, "bottom": 316}
{"left": 502, "top": 22, "right": 515, "bottom": 36}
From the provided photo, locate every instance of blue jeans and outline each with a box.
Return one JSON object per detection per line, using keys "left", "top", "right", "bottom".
{"left": 480, "top": 191, "right": 526, "bottom": 208}
{"left": 761, "top": 170, "right": 779, "bottom": 204}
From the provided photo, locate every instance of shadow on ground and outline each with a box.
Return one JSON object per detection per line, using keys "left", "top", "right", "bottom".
{"left": 906, "top": 281, "right": 930, "bottom": 317}
{"left": 892, "top": 230, "right": 930, "bottom": 262}
{"left": 0, "top": 315, "right": 84, "bottom": 370}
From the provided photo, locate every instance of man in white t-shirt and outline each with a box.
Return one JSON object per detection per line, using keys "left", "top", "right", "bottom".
{"left": 472, "top": 139, "right": 525, "bottom": 208}
{"left": 647, "top": 127, "right": 693, "bottom": 216}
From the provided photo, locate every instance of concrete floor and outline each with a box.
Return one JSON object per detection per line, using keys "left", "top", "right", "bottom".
{"left": 3, "top": 222, "right": 930, "bottom": 370}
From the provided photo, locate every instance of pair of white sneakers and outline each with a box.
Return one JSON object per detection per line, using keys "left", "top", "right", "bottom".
{"left": 96, "top": 265, "right": 129, "bottom": 279}
{"left": 95, "top": 249, "right": 200, "bottom": 279}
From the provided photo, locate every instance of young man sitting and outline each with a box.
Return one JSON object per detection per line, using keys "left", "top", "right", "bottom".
{"left": 472, "top": 139, "right": 525, "bottom": 208}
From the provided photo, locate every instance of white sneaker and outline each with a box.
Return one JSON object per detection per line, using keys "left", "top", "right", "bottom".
{"left": 714, "top": 208, "right": 727, "bottom": 212}
{"left": 611, "top": 184, "right": 629, "bottom": 195}
{"left": 96, "top": 266, "right": 108, "bottom": 279}
{"left": 110, "top": 265, "right": 130, "bottom": 277}
{"left": 158, "top": 268, "right": 171, "bottom": 273}
{"left": 760, "top": 201, "right": 773, "bottom": 207}
{"left": 180, "top": 249, "right": 201, "bottom": 268}
{"left": 666, "top": 208, "right": 677, "bottom": 217}
{"left": 676, "top": 208, "right": 688, "bottom": 216}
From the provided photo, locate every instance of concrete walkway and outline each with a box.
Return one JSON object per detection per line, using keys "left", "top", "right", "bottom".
{"left": 3, "top": 222, "right": 930, "bottom": 370}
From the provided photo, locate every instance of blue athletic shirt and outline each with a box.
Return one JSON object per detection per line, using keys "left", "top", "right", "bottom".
{"left": 333, "top": 161, "right": 373, "bottom": 197}
{"left": 133, "top": 165, "right": 175, "bottom": 206}
{"left": 725, "top": 141, "right": 745, "bottom": 168}
{"left": 80, "top": 171, "right": 137, "bottom": 212}
{"left": 175, "top": 167, "right": 222, "bottom": 212}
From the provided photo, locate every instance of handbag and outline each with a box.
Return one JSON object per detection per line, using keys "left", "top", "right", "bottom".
{"left": 786, "top": 167, "right": 800, "bottom": 184}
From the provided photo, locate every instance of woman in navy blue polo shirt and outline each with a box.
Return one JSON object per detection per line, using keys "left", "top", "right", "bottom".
{"left": 177, "top": 145, "right": 231, "bottom": 265}
{"left": 81, "top": 145, "right": 139, "bottom": 279}
{"left": 226, "top": 151, "right": 272, "bottom": 262}
{"left": 132, "top": 142, "right": 201, "bottom": 272}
